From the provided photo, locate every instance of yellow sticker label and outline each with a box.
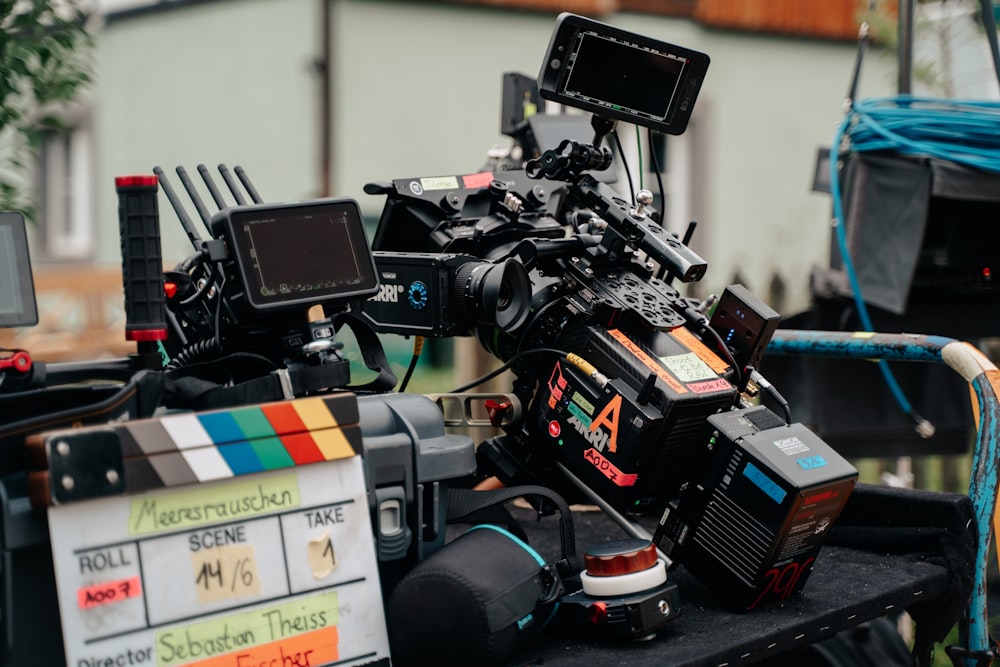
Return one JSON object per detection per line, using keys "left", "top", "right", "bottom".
{"left": 154, "top": 590, "right": 338, "bottom": 667}
{"left": 609, "top": 329, "right": 687, "bottom": 394}
{"left": 307, "top": 530, "right": 337, "bottom": 580}
{"left": 661, "top": 352, "right": 717, "bottom": 382}
{"left": 571, "top": 391, "right": 595, "bottom": 416}
{"left": 191, "top": 544, "right": 261, "bottom": 604}
{"left": 669, "top": 326, "right": 731, "bottom": 374}
{"left": 129, "top": 474, "right": 300, "bottom": 536}
{"left": 420, "top": 176, "right": 460, "bottom": 191}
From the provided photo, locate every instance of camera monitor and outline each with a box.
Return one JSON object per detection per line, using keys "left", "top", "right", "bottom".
{"left": 538, "top": 13, "right": 710, "bottom": 135}
{"left": 0, "top": 211, "right": 38, "bottom": 328}
{"left": 211, "top": 198, "right": 379, "bottom": 313}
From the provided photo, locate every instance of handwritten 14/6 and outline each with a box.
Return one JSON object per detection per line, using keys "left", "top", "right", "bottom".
{"left": 195, "top": 556, "right": 255, "bottom": 593}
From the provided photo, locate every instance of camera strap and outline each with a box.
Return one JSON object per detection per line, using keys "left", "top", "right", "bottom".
{"left": 333, "top": 312, "right": 398, "bottom": 393}
{"left": 162, "top": 315, "right": 397, "bottom": 410}
{"left": 163, "top": 353, "right": 352, "bottom": 410}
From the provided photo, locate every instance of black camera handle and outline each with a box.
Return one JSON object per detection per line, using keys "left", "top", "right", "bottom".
{"left": 524, "top": 140, "right": 708, "bottom": 284}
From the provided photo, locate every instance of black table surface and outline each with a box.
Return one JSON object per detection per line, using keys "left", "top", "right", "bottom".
{"left": 498, "top": 495, "right": 958, "bottom": 667}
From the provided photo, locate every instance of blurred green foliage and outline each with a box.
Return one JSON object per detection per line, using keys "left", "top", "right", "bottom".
{"left": 0, "top": 0, "right": 93, "bottom": 220}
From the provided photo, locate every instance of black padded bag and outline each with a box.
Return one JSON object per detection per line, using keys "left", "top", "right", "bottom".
{"left": 386, "top": 485, "right": 578, "bottom": 667}
{"left": 0, "top": 368, "right": 163, "bottom": 475}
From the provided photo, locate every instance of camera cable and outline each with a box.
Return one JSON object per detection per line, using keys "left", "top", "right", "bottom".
{"left": 398, "top": 336, "right": 424, "bottom": 393}
{"left": 612, "top": 130, "right": 636, "bottom": 206}
{"left": 648, "top": 127, "right": 666, "bottom": 216}
{"left": 449, "top": 347, "right": 568, "bottom": 394}
{"left": 748, "top": 368, "right": 793, "bottom": 425}
{"left": 831, "top": 95, "right": 1000, "bottom": 436}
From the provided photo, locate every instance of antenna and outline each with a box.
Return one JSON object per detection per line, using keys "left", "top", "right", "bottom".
{"left": 153, "top": 166, "right": 204, "bottom": 249}
{"left": 234, "top": 165, "right": 264, "bottom": 204}
{"left": 218, "top": 164, "right": 248, "bottom": 205}
{"left": 197, "top": 163, "right": 228, "bottom": 209}
{"left": 176, "top": 166, "right": 213, "bottom": 227}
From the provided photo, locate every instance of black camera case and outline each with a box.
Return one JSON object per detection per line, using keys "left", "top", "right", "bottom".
{"left": 386, "top": 485, "right": 578, "bottom": 666}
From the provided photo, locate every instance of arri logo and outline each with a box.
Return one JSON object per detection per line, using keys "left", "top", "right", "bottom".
{"left": 566, "top": 394, "right": 621, "bottom": 453}
{"left": 369, "top": 284, "right": 403, "bottom": 303}
{"left": 567, "top": 414, "right": 610, "bottom": 451}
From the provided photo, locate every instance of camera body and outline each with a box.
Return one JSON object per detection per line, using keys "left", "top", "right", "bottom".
{"left": 362, "top": 251, "right": 531, "bottom": 337}
{"left": 358, "top": 159, "right": 743, "bottom": 513}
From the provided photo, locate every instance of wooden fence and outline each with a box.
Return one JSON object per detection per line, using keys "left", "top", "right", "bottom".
{"left": 0, "top": 267, "right": 135, "bottom": 362}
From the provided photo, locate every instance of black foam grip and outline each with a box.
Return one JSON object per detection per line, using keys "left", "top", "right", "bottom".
{"left": 116, "top": 176, "right": 167, "bottom": 341}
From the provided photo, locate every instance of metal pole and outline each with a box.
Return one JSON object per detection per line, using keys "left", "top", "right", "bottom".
{"left": 898, "top": 0, "right": 914, "bottom": 94}
{"left": 980, "top": 0, "right": 1000, "bottom": 90}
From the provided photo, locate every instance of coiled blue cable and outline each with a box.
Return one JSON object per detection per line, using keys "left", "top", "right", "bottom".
{"left": 844, "top": 96, "right": 1000, "bottom": 170}
{"left": 829, "top": 95, "right": 1000, "bottom": 433}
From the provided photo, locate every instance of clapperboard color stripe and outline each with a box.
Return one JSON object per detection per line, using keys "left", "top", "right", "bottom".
{"left": 26, "top": 394, "right": 363, "bottom": 506}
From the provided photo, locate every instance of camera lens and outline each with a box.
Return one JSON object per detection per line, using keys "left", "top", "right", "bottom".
{"left": 496, "top": 282, "right": 512, "bottom": 310}
{"left": 454, "top": 258, "right": 531, "bottom": 333}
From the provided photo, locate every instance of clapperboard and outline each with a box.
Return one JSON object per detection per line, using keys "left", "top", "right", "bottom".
{"left": 27, "top": 393, "right": 390, "bottom": 667}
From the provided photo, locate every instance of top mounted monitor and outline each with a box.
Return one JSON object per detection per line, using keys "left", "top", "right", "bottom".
{"left": 538, "top": 13, "right": 710, "bottom": 135}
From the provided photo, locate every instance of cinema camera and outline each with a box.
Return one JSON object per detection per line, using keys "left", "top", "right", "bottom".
{"left": 0, "top": 18, "right": 859, "bottom": 657}
{"left": 359, "top": 13, "right": 858, "bottom": 613}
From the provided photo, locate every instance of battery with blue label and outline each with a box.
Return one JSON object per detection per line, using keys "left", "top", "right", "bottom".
{"left": 653, "top": 405, "right": 858, "bottom": 610}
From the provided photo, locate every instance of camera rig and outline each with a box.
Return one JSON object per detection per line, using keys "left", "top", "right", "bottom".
{"left": 356, "top": 12, "right": 732, "bottom": 511}
{"left": 0, "top": 15, "right": 862, "bottom": 661}
{"left": 360, "top": 151, "right": 737, "bottom": 512}
{"left": 358, "top": 12, "right": 858, "bottom": 614}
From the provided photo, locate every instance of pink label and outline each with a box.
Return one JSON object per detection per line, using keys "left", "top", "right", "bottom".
{"left": 462, "top": 172, "right": 494, "bottom": 189}
{"left": 77, "top": 576, "right": 142, "bottom": 609}
{"left": 583, "top": 448, "right": 638, "bottom": 487}
{"left": 688, "top": 379, "right": 733, "bottom": 394}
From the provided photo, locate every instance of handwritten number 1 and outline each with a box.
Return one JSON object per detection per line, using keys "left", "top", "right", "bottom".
{"left": 322, "top": 538, "right": 335, "bottom": 566}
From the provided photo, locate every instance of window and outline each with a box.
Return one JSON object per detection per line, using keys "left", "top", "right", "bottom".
{"left": 38, "top": 118, "right": 95, "bottom": 261}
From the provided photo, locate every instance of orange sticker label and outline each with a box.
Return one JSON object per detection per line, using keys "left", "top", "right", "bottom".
{"left": 591, "top": 394, "right": 622, "bottom": 453}
{"left": 77, "top": 575, "right": 142, "bottom": 609}
{"left": 670, "top": 326, "right": 731, "bottom": 374}
{"left": 608, "top": 329, "right": 687, "bottom": 394}
{"left": 181, "top": 626, "right": 339, "bottom": 667}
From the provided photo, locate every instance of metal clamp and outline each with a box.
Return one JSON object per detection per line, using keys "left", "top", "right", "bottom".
{"left": 945, "top": 643, "right": 997, "bottom": 667}
{"left": 423, "top": 392, "right": 522, "bottom": 428}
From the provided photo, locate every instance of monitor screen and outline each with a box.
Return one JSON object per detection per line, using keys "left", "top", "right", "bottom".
{"left": 563, "top": 30, "right": 687, "bottom": 124}
{"left": 0, "top": 212, "right": 38, "bottom": 328}
{"left": 538, "top": 13, "right": 709, "bottom": 135}
{"left": 224, "top": 199, "right": 378, "bottom": 311}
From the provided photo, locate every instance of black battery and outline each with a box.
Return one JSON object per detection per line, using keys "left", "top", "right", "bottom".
{"left": 526, "top": 323, "right": 736, "bottom": 512}
{"left": 653, "top": 405, "right": 858, "bottom": 610}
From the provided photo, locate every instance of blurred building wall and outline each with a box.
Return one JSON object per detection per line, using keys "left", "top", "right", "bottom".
{"left": 82, "top": 0, "right": 899, "bottom": 316}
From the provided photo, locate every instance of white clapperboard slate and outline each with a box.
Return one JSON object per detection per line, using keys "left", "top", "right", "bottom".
{"left": 34, "top": 394, "right": 390, "bottom": 667}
